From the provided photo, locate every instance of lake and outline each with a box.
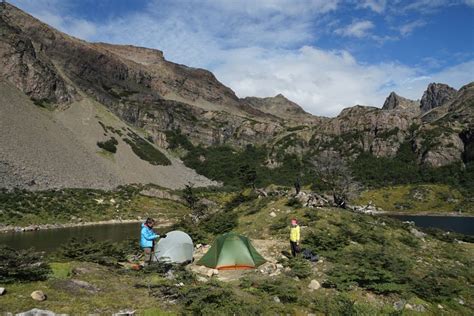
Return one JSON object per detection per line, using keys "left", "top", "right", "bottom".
{"left": 1, "top": 215, "right": 473, "bottom": 253}
{"left": 389, "top": 215, "right": 474, "bottom": 236}
{"left": 0, "top": 222, "right": 143, "bottom": 252}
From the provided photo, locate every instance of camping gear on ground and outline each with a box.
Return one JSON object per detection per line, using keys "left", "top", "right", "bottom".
{"left": 301, "top": 249, "right": 319, "bottom": 262}
{"left": 152, "top": 230, "right": 193, "bottom": 263}
{"left": 196, "top": 232, "right": 266, "bottom": 270}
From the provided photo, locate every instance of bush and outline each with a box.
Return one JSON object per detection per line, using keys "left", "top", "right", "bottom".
{"left": 250, "top": 278, "right": 299, "bottom": 303}
{"left": 97, "top": 137, "right": 118, "bottom": 153}
{"left": 203, "top": 211, "right": 238, "bottom": 235}
{"left": 124, "top": 131, "right": 171, "bottom": 165}
{"left": 0, "top": 246, "right": 51, "bottom": 283}
{"left": 286, "top": 256, "right": 312, "bottom": 279}
{"left": 57, "top": 237, "right": 128, "bottom": 266}
{"left": 324, "top": 246, "right": 411, "bottom": 294}
{"left": 286, "top": 197, "right": 303, "bottom": 208}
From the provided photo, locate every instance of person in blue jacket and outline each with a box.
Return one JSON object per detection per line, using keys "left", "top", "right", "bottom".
{"left": 140, "top": 218, "right": 165, "bottom": 265}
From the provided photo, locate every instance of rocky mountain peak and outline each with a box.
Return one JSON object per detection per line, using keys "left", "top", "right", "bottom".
{"left": 243, "top": 94, "right": 312, "bottom": 120}
{"left": 420, "top": 83, "right": 457, "bottom": 113}
{"left": 382, "top": 91, "right": 420, "bottom": 115}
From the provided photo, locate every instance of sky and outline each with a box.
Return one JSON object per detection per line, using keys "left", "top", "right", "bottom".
{"left": 8, "top": 0, "right": 474, "bottom": 116}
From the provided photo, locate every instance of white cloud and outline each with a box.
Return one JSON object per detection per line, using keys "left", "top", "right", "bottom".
{"left": 399, "top": 20, "right": 426, "bottom": 36}
{"left": 359, "top": 0, "right": 386, "bottom": 13}
{"left": 7, "top": 0, "right": 474, "bottom": 118}
{"left": 335, "top": 20, "right": 375, "bottom": 38}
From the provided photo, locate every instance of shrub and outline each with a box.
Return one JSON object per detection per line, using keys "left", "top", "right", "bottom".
{"left": 97, "top": 137, "right": 118, "bottom": 153}
{"left": 286, "top": 197, "right": 303, "bottom": 208}
{"left": 324, "top": 246, "right": 411, "bottom": 294}
{"left": 57, "top": 237, "right": 128, "bottom": 266}
{"left": 203, "top": 211, "right": 238, "bottom": 235}
{"left": 124, "top": 131, "right": 171, "bottom": 165}
{"left": 251, "top": 278, "right": 299, "bottom": 303}
{"left": 0, "top": 246, "right": 51, "bottom": 283}
{"left": 411, "top": 272, "right": 463, "bottom": 302}
{"left": 286, "top": 256, "right": 312, "bottom": 279}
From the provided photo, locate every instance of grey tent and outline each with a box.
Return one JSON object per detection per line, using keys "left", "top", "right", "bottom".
{"left": 152, "top": 230, "right": 193, "bottom": 263}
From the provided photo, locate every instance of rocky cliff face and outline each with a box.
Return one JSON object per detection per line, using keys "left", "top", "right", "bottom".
{"left": 420, "top": 83, "right": 457, "bottom": 113}
{"left": 382, "top": 92, "right": 420, "bottom": 114}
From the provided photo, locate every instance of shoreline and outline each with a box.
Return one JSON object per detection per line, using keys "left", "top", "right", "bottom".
{"left": 382, "top": 212, "right": 474, "bottom": 218}
{"left": 0, "top": 218, "right": 175, "bottom": 234}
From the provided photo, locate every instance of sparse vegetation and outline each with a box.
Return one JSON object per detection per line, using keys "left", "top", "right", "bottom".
{"left": 124, "top": 131, "right": 171, "bottom": 165}
{"left": 97, "top": 137, "right": 118, "bottom": 153}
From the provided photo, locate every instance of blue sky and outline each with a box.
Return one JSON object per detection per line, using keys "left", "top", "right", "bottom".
{"left": 9, "top": 0, "right": 474, "bottom": 116}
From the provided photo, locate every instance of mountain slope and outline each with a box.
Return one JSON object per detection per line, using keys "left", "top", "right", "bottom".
{"left": 0, "top": 79, "right": 214, "bottom": 190}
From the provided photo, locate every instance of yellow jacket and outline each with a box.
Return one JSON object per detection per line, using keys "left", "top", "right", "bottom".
{"left": 290, "top": 225, "right": 300, "bottom": 242}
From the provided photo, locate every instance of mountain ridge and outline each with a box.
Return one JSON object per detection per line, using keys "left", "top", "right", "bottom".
{"left": 1, "top": 2, "right": 473, "bottom": 190}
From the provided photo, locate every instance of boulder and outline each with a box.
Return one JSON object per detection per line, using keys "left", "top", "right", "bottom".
{"left": 393, "top": 300, "right": 406, "bottom": 311}
{"left": 0, "top": 287, "right": 5, "bottom": 295}
{"left": 273, "top": 296, "right": 281, "bottom": 303}
{"left": 30, "top": 290, "right": 46, "bottom": 301}
{"left": 269, "top": 212, "right": 277, "bottom": 217}
{"left": 16, "top": 309, "right": 64, "bottom": 316}
{"left": 307, "top": 280, "right": 321, "bottom": 291}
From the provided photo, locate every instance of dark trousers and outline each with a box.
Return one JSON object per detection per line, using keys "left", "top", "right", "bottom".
{"left": 290, "top": 241, "right": 299, "bottom": 257}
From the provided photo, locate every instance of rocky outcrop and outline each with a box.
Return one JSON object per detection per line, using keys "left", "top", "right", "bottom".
{"left": 0, "top": 13, "right": 76, "bottom": 106}
{"left": 243, "top": 94, "right": 315, "bottom": 122}
{"left": 420, "top": 83, "right": 457, "bottom": 113}
{"left": 382, "top": 92, "right": 420, "bottom": 114}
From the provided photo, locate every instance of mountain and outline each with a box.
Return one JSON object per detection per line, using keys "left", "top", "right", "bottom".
{"left": 420, "top": 83, "right": 457, "bottom": 113}
{"left": 382, "top": 92, "right": 420, "bottom": 114}
{"left": 0, "top": 2, "right": 473, "bottom": 190}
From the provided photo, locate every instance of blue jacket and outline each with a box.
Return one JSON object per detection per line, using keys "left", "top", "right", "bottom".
{"left": 140, "top": 223, "right": 159, "bottom": 248}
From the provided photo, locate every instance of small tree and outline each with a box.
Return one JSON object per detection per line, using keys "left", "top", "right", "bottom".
{"left": 182, "top": 183, "right": 207, "bottom": 223}
{"left": 238, "top": 164, "right": 257, "bottom": 188}
{"left": 310, "top": 153, "right": 353, "bottom": 208}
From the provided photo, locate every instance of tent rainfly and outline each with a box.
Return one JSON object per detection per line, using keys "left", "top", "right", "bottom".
{"left": 196, "top": 232, "right": 266, "bottom": 270}
{"left": 153, "top": 230, "right": 193, "bottom": 263}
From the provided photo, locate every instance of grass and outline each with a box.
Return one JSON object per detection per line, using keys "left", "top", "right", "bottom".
{"left": 355, "top": 184, "right": 472, "bottom": 214}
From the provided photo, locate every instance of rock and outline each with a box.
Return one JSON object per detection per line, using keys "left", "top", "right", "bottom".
{"left": 0, "top": 287, "right": 5, "bottom": 295}
{"left": 212, "top": 269, "right": 219, "bottom": 275}
{"left": 113, "top": 310, "right": 135, "bottom": 316}
{"left": 420, "top": 83, "right": 457, "bottom": 113}
{"left": 413, "top": 304, "right": 426, "bottom": 312}
{"left": 196, "top": 276, "right": 208, "bottom": 283}
{"left": 458, "top": 298, "right": 465, "bottom": 305}
{"left": 410, "top": 227, "right": 426, "bottom": 238}
{"left": 30, "top": 290, "right": 46, "bottom": 301}
{"left": 307, "top": 280, "right": 321, "bottom": 291}
{"left": 16, "top": 309, "right": 64, "bottom": 316}
{"left": 276, "top": 264, "right": 284, "bottom": 269}
{"left": 382, "top": 92, "right": 420, "bottom": 113}
{"left": 404, "top": 303, "right": 413, "bottom": 310}
{"left": 393, "top": 300, "right": 405, "bottom": 311}
{"left": 70, "top": 279, "right": 99, "bottom": 293}
{"left": 206, "top": 269, "right": 215, "bottom": 277}
{"left": 273, "top": 296, "right": 281, "bottom": 303}
{"left": 269, "top": 212, "right": 277, "bottom": 217}
{"left": 437, "top": 304, "right": 443, "bottom": 309}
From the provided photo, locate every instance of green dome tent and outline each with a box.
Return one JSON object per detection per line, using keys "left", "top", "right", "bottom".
{"left": 196, "top": 232, "right": 266, "bottom": 270}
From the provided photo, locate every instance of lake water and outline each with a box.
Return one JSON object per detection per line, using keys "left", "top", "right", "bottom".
{"left": 1, "top": 215, "right": 473, "bottom": 253}
{"left": 0, "top": 222, "right": 142, "bottom": 252}
{"left": 389, "top": 215, "right": 474, "bottom": 236}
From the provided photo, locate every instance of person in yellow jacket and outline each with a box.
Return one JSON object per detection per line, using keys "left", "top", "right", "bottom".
{"left": 290, "top": 218, "right": 300, "bottom": 257}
